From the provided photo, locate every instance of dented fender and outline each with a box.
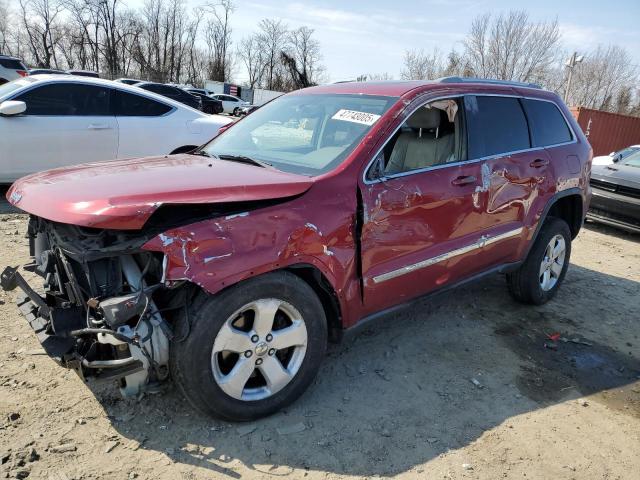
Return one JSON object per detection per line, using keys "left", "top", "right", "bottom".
{"left": 142, "top": 204, "right": 355, "bottom": 304}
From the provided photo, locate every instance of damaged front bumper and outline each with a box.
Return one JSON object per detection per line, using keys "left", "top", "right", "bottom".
{"left": 0, "top": 218, "right": 181, "bottom": 397}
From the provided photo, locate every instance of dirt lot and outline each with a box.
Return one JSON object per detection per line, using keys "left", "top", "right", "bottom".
{"left": 1, "top": 206, "right": 639, "bottom": 480}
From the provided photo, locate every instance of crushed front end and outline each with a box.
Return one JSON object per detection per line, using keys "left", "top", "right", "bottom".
{"left": 1, "top": 216, "right": 191, "bottom": 396}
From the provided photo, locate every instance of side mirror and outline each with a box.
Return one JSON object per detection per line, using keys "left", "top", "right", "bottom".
{"left": 0, "top": 100, "right": 26, "bottom": 116}
{"left": 612, "top": 154, "right": 621, "bottom": 163}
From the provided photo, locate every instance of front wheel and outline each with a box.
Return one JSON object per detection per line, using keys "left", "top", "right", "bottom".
{"left": 170, "top": 271, "right": 327, "bottom": 421}
{"left": 506, "top": 217, "right": 572, "bottom": 305}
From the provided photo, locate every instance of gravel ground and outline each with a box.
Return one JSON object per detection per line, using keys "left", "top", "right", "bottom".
{"left": 0, "top": 210, "right": 639, "bottom": 480}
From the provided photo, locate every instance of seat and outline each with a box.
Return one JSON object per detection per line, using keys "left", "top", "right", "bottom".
{"left": 385, "top": 107, "right": 455, "bottom": 174}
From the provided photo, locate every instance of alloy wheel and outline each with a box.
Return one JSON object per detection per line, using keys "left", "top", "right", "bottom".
{"left": 539, "top": 234, "right": 566, "bottom": 291}
{"left": 211, "top": 299, "right": 308, "bottom": 401}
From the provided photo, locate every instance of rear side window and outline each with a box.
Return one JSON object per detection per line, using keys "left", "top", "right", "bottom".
{"left": 522, "top": 99, "right": 573, "bottom": 147}
{"left": 0, "top": 58, "right": 26, "bottom": 70}
{"left": 15, "top": 83, "right": 110, "bottom": 116}
{"left": 113, "top": 90, "right": 172, "bottom": 116}
{"left": 466, "top": 96, "right": 530, "bottom": 158}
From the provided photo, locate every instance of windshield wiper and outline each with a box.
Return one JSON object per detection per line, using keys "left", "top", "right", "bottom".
{"left": 217, "top": 154, "right": 271, "bottom": 168}
{"left": 191, "top": 150, "right": 212, "bottom": 157}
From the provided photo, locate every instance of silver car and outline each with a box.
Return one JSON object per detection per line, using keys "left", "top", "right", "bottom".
{"left": 0, "top": 56, "right": 28, "bottom": 84}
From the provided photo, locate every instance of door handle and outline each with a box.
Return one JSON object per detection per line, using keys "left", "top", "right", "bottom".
{"left": 530, "top": 158, "right": 549, "bottom": 168}
{"left": 451, "top": 175, "right": 477, "bottom": 186}
{"left": 87, "top": 123, "right": 111, "bottom": 130}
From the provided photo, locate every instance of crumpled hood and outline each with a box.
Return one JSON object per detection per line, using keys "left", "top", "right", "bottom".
{"left": 7, "top": 154, "right": 314, "bottom": 230}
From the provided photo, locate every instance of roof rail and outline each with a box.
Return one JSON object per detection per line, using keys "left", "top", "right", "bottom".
{"left": 436, "top": 76, "right": 542, "bottom": 89}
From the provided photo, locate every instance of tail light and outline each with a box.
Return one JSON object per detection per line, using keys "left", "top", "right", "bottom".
{"left": 17, "top": 70, "right": 28, "bottom": 77}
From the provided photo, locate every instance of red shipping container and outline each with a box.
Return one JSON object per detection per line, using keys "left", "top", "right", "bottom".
{"left": 570, "top": 106, "right": 640, "bottom": 156}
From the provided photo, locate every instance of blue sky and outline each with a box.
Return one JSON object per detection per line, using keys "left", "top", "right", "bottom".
{"left": 128, "top": 0, "right": 640, "bottom": 82}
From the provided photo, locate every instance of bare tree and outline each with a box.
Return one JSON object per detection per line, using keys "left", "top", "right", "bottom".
{"left": 0, "top": 0, "right": 10, "bottom": 55}
{"left": 401, "top": 48, "right": 445, "bottom": 80}
{"left": 203, "top": 0, "right": 234, "bottom": 82}
{"left": 367, "top": 72, "right": 394, "bottom": 81}
{"left": 238, "top": 34, "right": 266, "bottom": 89}
{"left": 463, "top": 10, "right": 560, "bottom": 83}
{"left": 19, "top": 0, "right": 65, "bottom": 68}
{"left": 287, "top": 26, "right": 324, "bottom": 86}
{"left": 566, "top": 45, "right": 638, "bottom": 112}
{"left": 257, "top": 18, "right": 288, "bottom": 90}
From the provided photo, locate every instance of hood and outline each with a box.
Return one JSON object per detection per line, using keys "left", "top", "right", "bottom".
{"left": 7, "top": 154, "right": 314, "bottom": 230}
{"left": 591, "top": 163, "right": 640, "bottom": 189}
{"left": 592, "top": 154, "right": 613, "bottom": 166}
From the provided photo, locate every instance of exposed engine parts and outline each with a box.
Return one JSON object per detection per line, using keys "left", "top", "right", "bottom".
{"left": 1, "top": 216, "right": 190, "bottom": 397}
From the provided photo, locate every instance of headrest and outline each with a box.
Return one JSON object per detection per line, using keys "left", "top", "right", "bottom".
{"left": 407, "top": 107, "right": 441, "bottom": 129}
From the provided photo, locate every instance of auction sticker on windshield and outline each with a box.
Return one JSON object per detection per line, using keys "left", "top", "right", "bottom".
{"left": 332, "top": 109, "right": 381, "bottom": 126}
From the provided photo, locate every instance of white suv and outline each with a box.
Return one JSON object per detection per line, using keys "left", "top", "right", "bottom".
{"left": 0, "top": 56, "right": 28, "bottom": 84}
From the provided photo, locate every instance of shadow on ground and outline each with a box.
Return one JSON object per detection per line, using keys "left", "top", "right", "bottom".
{"left": 84, "top": 259, "right": 640, "bottom": 477}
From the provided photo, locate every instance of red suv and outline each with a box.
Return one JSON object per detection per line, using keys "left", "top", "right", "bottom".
{"left": 2, "top": 77, "right": 592, "bottom": 420}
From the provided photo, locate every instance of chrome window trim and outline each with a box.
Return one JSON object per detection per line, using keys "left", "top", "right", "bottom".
{"left": 372, "top": 227, "right": 524, "bottom": 284}
{"left": 362, "top": 93, "right": 577, "bottom": 186}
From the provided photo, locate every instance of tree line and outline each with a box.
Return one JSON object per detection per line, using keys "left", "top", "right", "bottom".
{"left": 1, "top": 3, "right": 638, "bottom": 115}
{"left": 0, "top": 0, "right": 325, "bottom": 91}
{"left": 395, "top": 11, "right": 639, "bottom": 116}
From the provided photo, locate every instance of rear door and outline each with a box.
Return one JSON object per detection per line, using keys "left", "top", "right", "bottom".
{"left": 2, "top": 82, "right": 117, "bottom": 180}
{"left": 462, "top": 94, "right": 542, "bottom": 268}
{"left": 112, "top": 89, "right": 180, "bottom": 158}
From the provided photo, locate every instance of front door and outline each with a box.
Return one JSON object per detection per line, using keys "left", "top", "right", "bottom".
{"left": 3, "top": 82, "right": 117, "bottom": 180}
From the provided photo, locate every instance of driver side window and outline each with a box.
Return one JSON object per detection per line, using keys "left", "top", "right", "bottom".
{"left": 368, "top": 97, "right": 466, "bottom": 179}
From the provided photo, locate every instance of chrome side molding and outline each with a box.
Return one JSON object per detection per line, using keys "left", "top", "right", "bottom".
{"left": 372, "top": 227, "right": 524, "bottom": 284}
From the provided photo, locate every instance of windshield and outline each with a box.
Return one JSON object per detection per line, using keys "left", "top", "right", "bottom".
{"left": 0, "top": 77, "right": 37, "bottom": 100}
{"left": 201, "top": 93, "right": 397, "bottom": 176}
{"left": 620, "top": 150, "right": 640, "bottom": 167}
{"left": 615, "top": 146, "right": 640, "bottom": 159}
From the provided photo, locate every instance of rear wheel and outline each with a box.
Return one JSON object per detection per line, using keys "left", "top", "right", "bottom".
{"left": 506, "top": 217, "right": 571, "bottom": 305}
{"left": 170, "top": 271, "right": 327, "bottom": 421}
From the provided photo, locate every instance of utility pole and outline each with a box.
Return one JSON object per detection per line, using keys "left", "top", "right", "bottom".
{"left": 564, "top": 52, "right": 584, "bottom": 104}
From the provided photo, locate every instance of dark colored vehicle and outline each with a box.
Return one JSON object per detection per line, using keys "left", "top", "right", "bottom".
{"left": 0, "top": 55, "right": 28, "bottom": 84}
{"left": 1, "top": 77, "right": 591, "bottom": 421}
{"left": 135, "top": 82, "right": 202, "bottom": 111}
{"left": 185, "top": 88, "right": 223, "bottom": 114}
{"left": 29, "top": 69, "right": 70, "bottom": 75}
{"left": 115, "top": 78, "right": 143, "bottom": 85}
{"left": 67, "top": 70, "right": 100, "bottom": 78}
{"left": 589, "top": 150, "right": 640, "bottom": 233}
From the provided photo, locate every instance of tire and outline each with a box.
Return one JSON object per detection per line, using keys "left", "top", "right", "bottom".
{"left": 506, "top": 217, "right": 572, "bottom": 305}
{"left": 170, "top": 271, "right": 327, "bottom": 421}
{"left": 233, "top": 107, "right": 240, "bottom": 116}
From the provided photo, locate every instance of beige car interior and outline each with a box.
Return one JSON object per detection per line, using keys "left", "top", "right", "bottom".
{"left": 385, "top": 99, "right": 464, "bottom": 175}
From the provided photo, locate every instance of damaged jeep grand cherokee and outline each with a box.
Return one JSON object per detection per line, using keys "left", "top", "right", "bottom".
{"left": 2, "top": 78, "right": 591, "bottom": 421}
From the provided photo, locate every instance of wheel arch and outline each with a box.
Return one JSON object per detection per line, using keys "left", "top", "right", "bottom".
{"left": 526, "top": 188, "right": 584, "bottom": 256}
{"left": 286, "top": 263, "right": 344, "bottom": 343}
{"left": 544, "top": 190, "right": 584, "bottom": 239}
